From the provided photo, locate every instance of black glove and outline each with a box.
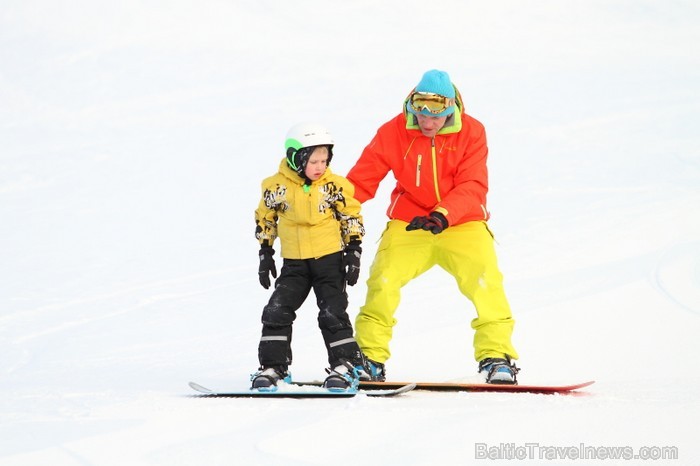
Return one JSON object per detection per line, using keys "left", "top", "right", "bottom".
{"left": 343, "top": 241, "right": 362, "bottom": 286}
{"left": 406, "top": 211, "right": 449, "bottom": 234}
{"left": 258, "top": 245, "right": 277, "bottom": 289}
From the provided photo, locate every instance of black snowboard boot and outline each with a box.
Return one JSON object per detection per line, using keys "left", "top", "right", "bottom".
{"left": 251, "top": 366, "right": 290, "bottom": 390}
{"left": 478, "top": 356, "right": 519, "bottom": 385}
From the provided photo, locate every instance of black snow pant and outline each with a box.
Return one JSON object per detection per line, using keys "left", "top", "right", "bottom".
{"left": 257, "top": 251, "right": 363, "bottom": 371}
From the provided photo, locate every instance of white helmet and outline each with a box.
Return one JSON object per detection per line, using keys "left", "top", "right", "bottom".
{"left": 284, "top": 123, "right": 335, "bottom": 176}
{"left": 284, "top": 123, "right": 334, "bottom": 152}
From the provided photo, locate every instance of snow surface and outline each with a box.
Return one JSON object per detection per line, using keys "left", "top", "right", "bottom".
{"left": 2, "top": 1, "right": 699, "bottom": 465}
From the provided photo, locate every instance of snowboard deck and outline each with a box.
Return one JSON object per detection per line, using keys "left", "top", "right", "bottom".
{"left": 295, "top": 380, "right": 595, "bottom": 394}
{"left": 357, "top": 380, "right": 595, "bottom": 394}
{"left": 188, "top": 381, "right": 416, "bottom": 398}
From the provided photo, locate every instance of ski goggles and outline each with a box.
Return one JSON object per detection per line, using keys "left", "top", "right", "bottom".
{"left": 408, "top": 92, "right": 455, "bottom": 114}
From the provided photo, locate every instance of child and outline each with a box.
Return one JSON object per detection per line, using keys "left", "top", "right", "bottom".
{"left": 251, "top": 123, "right": 369, "bottom": 390}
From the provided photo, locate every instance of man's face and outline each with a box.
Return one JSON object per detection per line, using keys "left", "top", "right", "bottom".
{"left": 415, "top": 114, "right": 448, "bottom": 138}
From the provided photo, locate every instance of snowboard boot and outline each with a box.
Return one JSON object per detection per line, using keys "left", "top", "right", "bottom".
{"left": 359, "top": 358, "right": 386, "bottom": 382}
{"left": 250, "top": 366, "right": 291, "bottom": 390}
{"left": 478, "top": 356, "right": 519, "bottom": 385}
{"left": 323, "top": 360, "right": 363, "bottom": 391}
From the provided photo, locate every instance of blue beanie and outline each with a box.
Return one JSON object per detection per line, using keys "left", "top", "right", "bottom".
{"left": 407, "top": 69, "right": 456, "bottom": 117}
{"left": 416, "top": 69, "right": 455, "bottom": 98}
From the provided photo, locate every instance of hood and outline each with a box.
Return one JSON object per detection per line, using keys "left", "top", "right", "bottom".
{"left": 403, "top": 84, "right": 465, "bottom": 136}
{"left": 277, "top": 158, "right": 332, "bottom": 185}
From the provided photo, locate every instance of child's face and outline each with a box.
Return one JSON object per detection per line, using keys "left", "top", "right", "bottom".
{"left": 304, "top": 146, "right": 329, "bottom": 181}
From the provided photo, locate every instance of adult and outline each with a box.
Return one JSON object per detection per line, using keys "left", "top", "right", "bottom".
{"left": 347, "top": 70, "right": 519, "bottom": 384}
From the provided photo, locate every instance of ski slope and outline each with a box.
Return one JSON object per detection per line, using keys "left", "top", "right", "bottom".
{"left": 1, "top": 1, "right": 699, "bottom": 465}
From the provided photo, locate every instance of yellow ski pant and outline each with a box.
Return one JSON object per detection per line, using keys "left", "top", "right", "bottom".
{"left": 355, "top": 220, "right": 518, "bottom": 363}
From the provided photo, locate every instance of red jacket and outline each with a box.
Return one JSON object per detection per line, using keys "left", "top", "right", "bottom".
{"left": 347, "top": 90, "right": 490, "bottom": 226}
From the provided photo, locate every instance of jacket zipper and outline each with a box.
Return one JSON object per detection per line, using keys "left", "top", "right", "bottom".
{"left": 388, "top": 192, "right": 402, "bottom": 217}
{"left": 431, "top": 138, "right": 441, "bottom": 202}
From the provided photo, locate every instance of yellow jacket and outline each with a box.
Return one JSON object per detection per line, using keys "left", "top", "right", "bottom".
{"left": 255, "top": 160, "right": 365, "bottom": 259}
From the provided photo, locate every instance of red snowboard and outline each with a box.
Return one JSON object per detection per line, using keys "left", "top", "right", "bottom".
{"left": 356, "top": 380, "right": 595, "bottom": 394}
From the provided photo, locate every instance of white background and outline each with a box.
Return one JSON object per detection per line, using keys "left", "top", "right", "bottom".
{"left": 1, "top": 1, "right": 699, "bottom": 464}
